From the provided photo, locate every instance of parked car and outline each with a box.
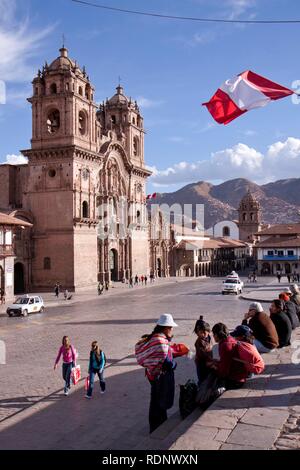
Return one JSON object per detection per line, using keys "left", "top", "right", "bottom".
{"left": 6, "top": 295, "right": 45, "bottom": 317}
{"left": 222, "top": 278, "right": 244, "bottom": 295}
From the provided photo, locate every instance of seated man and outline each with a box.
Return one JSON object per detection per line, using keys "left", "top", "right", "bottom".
{"left": 279, "top": 292, "right": 299, "bottom": 329}
{"left": 269, "top": 299, "right": 292, "bottom": 348}
{"left": 242, "top": 302, "right": 279, "bottom": 353}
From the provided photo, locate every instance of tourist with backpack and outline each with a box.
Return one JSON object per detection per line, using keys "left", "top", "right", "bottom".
{"left": 135, "top": 314, "right": 188, "bottom": 433}
{"left": 193, "top": 316, "right": 213, "bottom": 385}
{"left": 54, "top": 336, "right": 77, "bottom": 396}
{"left": 85, "top": 340, "right": 106, "bottom": 399}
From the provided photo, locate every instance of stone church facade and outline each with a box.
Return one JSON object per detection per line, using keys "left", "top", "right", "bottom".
{"left": 0, "top": 47, "right": 152, "bottom": 291}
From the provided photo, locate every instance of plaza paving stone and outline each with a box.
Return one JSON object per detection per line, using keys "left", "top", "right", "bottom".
{"left": 0, "top": 276, "right": 299, "bottom": 450}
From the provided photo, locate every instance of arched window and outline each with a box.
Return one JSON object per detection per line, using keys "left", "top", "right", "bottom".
{"left": 111, "top": 115, "right": 116, "bottom": 124}
{"left": 250, "top": 212, "right": 254, "bottom": 221}
{"left": 78, "top": 86, "right": 83, "bottom": 96}
{"left": 79, "top": 111, "right": 87, "bottom": 135}
{"left": 132, "top": 117, "right": 136, "bottom": 125}
{"left": 47, "top": 109, "right": 60, "bottom": 133}
{"left": 133, "top": 136, "right": 139, "bottom": 156}
{"left": 44, "top": 257, "right": 51, "bottom": 270}
{"left": 243, "top": 213, "right": 247, "bottom": 222}
{"left": 223, "top": 226, "right": 230, "bottom": 237}
{"left": 50, "top": 83, "right": 57, "bottom": 94}
{"left": 82, "top": 201, "right": 89, "bottom": 218}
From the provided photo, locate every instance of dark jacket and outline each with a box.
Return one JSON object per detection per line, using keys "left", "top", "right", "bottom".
{"left": 270, "top": 311, "right": 292, "bottom": 348}
{"left": 195, "top": 335, "right": 213, "bottom": 377}
{"left": 283, "top": 301, "right": 300, "bottom": 329}
{"left": 242, "top": 311, "right": 279, "bottom": 350}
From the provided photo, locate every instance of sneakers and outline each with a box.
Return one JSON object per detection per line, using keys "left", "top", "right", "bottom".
{"left": 64, "top": 389, "right": 69, "bottom": 396}
{"left": 216, "top": 387, "right": 226, "bottom": 397}
{"left": 85, "top": 394, "right": 92, "bottom": 399}
{"left": 100, "top": 390, "right": 106, "bottom": 394}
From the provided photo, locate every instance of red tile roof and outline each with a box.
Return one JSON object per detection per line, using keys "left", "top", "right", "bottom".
{"left": 256, "top": 236, "right": 300, "bottom": 248}
{"left": 256, "top": 224, "right": 300, "bottom": 236}
{"left": 0, "top": 212, "right": 32, "bottom": 227}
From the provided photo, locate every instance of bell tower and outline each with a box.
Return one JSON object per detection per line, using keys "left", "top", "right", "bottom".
{"left": 29, "top": 46, "right": 98, "bottom": 152}
{"left": 21, "top": 47, "right": 101, "bottom": 291}
{"left": 238, "top": 191, "right": 262, "bottom": 241}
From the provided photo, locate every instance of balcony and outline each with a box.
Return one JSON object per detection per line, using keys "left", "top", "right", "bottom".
{"left": 0, "top": 245, "right": 15, "bottom": 257}
{"left": 263, "top": 255, "right": 299, "bottom": 261}
{"left": 198, "top": 255, "right": 211, "bottom": 262}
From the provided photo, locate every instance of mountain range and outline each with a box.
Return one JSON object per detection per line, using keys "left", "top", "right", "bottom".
{"left": 148, "top": 178, "right": 300, "bottom": 228}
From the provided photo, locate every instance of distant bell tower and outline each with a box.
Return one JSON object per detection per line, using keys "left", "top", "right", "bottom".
{"left": 238, "top": 191, "right": 262, "bottom": 241}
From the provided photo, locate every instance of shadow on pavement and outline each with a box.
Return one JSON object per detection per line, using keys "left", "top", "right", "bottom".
{"left": 59, "top": 318, "right": 187, "bottom": 326}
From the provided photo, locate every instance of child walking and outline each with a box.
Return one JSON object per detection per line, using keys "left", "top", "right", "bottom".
{"left": 85, "top": 341, "right": 106, "bottom": 399}
{"left": 194, "top": 316, "right": 213, "bottom": 385}
{"left": 54, "top": 336, "right": 76, "bottom": 396}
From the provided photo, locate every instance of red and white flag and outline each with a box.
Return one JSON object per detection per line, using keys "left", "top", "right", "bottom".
{"left": 202, "top": 70, "right": 294, "bottom": 125}
{"left": 146, "top": 193, "right": 157, "bottom": 200}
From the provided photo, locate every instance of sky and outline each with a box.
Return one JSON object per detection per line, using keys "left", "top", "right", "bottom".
{"left": 1, "top": 0, "right": 300, "bottom": 194}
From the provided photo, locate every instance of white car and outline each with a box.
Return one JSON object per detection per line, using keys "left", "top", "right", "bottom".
{"left": 222, "top": 278, "right": 244, "bottom": 295}
{"left": 7, "top": 295, "right": 45, "bottom": 317}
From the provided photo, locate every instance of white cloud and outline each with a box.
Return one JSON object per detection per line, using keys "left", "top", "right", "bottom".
{"left": 0, "top": 0, "right": 55, "bottom": 82}
{"left": 226, "top": 0, "right": 256, "bottom": 20}
{"left": 167, "top": 136, "right": 185, "bottom": 143}
{"left": 150, "top": 137, "right": 300, "bottom": 187}
{"left": 2, "top": 154, "right": 28, "bottom": 165}
{"left": 242, "top": 129, "right": 257, "bottom": 136}
{"left": 137, "top": 96, "right": 165, "bottom": 109}
{"left": 6, "top": 86, "right": 31, "bottom": 106}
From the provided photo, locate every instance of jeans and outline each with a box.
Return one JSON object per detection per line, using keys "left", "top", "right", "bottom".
{"left": 87, "top": 368, "right": 105, "bottom": 396}
{"left": 254, "top": 339, "right": 273, "bottom": 353}
{"left": 62, "top": 362, "right": 73, "bottom": 391}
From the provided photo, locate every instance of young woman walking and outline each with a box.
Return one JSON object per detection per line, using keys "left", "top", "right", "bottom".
{"left": 85, "top": 341, "right": 106, "bottom": 399}
{"left": 54, "top": 336, "right": 76, "bottom": 396}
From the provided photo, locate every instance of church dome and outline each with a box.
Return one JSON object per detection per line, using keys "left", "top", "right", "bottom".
{"left": 48, "top": 47, "right": 76, "bottom": 72}
{"left": 107, "top": 85, "right": 129, "bottom": 106}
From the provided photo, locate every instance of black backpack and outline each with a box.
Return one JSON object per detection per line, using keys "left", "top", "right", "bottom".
{"left": 179, "top": 379, "right": 198, "bottom": 419}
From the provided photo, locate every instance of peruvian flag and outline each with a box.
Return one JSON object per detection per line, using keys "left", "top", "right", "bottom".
{"left": 146, "top": 193, "right": 157, "bottom": 200}
{"left": 202, "top": 70, "right": 294, "bottom": 125}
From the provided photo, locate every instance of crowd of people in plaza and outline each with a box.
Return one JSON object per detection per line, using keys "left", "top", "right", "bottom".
{"left": 276, "top": 271, "right": 300, "bottom": 284}
{"left": 135, "top": 282, "right": 300, "bottom": 433}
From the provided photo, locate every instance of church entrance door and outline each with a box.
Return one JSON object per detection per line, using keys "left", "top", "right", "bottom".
{"left": 14, "top": 263, "right": 25, "bottom": 294}
{"left": 109, "top": 249, "right": 118, "bottom": 281}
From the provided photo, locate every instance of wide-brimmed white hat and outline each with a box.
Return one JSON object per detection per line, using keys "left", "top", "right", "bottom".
{"left": 156, "top": 314, "right": 178, "bottom": 328}
{"left": 283, "top": 287, "right": 292, "bottom": 294}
